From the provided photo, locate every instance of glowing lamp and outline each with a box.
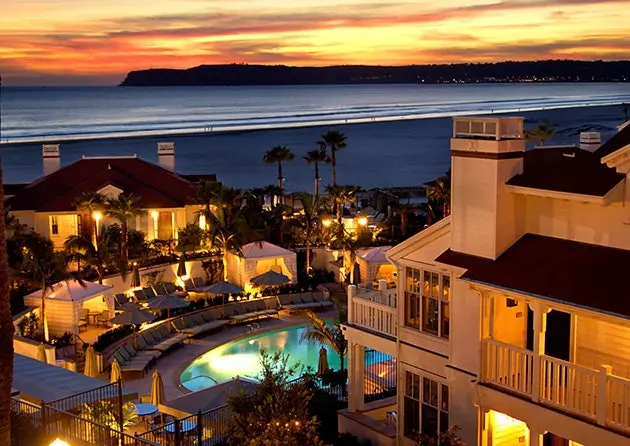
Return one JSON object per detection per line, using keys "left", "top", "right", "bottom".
{"left": 92, "top": 211, "right": 102, "bottom": 220}
{"left": 198, "top": 214, "right": 207, "bottom": 230}
{"left": 151, "top": 211, "right": 159, "bottom": 220}
{"left": 50, "top": 439, "right": 70, "bottom": 446}
{"left": 322, "top": 218, "right": 332, "bottom": 228}
{"left": 357, "top": 216, "right": 368, "bottom": 226}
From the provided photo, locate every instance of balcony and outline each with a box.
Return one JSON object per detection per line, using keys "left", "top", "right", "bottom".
{"left": 481, "top": 338, "right": 630, "bottom": 433}
{"left": 348, "top": 285, "right": 397, "bottom": 338}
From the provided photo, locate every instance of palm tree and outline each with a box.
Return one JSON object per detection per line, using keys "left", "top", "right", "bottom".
{"left": 300, "top": 303, "right": 347, "bottom": 371}
{"left": 426, "top": 170, "right": 451, "bottom": 219}
{"left": 292, "top": 193, "right": 320, "bottom": 273}
{"left": 318, "top": 130, "right": 347, "bottom": 186}
{"left": 21, "top": 234, "right": 75, "bottom": 342}
{"left": 263, "top": 146, "right": 295, "bottom": 197}
{"left": 74, "top": 191, "right": 106, "bottom": 246}
{"left": 304, "top": 146, "right": 329, "bottom": 199}
{"left": 0, "top": 157, "right": 16, "bottom": 446}
{"left": 325, "top": 185, "right": 358, "bottom": 224}
{"left": 524, "top": 122, "right": 555, "bottom": 147}
{"left": 64, "top": 233, "right": 117, "bottom": 284}
{"left": 105, "top": 194, "right": 145, "bottom": 269}
{"left": 192, "top": 180, "right": 222, "bottom": 223}
{"left": 334, "top": 227, "right": 359, "bottom": 284}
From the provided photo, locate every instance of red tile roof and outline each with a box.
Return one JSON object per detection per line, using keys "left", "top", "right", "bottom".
{"left": 506, "top": 147, "right": 623, "bottom": 197}
{"left": 6, "top": 157, "right": 215, "bottom": 212}
{"left": 436, "top": 234, "right": 630, "bottom": 319}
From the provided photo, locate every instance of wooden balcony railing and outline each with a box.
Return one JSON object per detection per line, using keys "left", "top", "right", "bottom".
{"left": 349, "top": 295, "right": 397, "bottom": 337}
{"left": 481, "top": 338, "right": 630, "bottom": 433}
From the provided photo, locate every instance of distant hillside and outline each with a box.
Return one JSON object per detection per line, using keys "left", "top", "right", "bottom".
{"left": 120, "top": 60, "right": 630, "bottom": 87}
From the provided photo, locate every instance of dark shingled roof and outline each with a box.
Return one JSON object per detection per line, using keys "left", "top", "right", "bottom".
{"left": 506, "top": 147, "right": 624, "bottom": 197}
{"left": 436, "top": 234, "right": 630, "bottom": 319}
{"left": 6, "top": 157, "right": 215, "bottom": 212}
{"left": 594, "top": 122, "right": 630, "bottom": 160}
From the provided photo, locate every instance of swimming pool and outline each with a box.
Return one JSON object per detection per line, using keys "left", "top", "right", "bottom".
{"left": 180, "top": 324, "right": 345, "bottom": 391}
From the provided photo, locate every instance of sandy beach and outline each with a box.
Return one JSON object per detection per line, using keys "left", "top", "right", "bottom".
{"left": 1, "top": 104, "right": 626, "bottom": 190}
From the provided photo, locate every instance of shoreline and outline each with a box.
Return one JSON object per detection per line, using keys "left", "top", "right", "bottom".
{"left": 1, "top": 100, "right": 626, "bottom": 147}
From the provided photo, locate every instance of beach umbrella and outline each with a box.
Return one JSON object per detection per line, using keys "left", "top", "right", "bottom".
{"left": 207, "top": 281, "right": 244, "bottom": 316}
{"left": 251, "top": 270, "right": 290, "bottom": 286}
{"left": 317, "top": 347, "right": 329, "bottom": 375}
{"left": 177, "top": 255, "right": 187, "bottom": 278}
{"left": 37, "top": 343, "right": 47, "bottom": 363}
{"left": 84, "top": 345, "right": 99, "bottom": 378}
{"left": 110, "top": 304, "right": 155, "bottom": 325}
{"left": 110, "top": 359, "right": 122, "bottom": 384}
{"left": 130, "top": 263, "right": 141, "bottom": 288}
{"left": 151, "top": 369, "right": 165, "bottom": 406}
{"left": 148, "top": 294, "right": 190, "bottom": 320}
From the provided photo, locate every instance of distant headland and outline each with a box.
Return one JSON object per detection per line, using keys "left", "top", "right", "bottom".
{"left": 120, "top": 60, "right": 630, "bottom": 87}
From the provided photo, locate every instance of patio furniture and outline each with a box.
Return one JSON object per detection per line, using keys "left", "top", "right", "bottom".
{"left": 165, "top": 419, "right": 196, "bottom": 433}
{"left": 136, "top": 402, "right": 159, "bottom": 431}
{"left": 114, "top": 293, "right": 129, "bottom": 310}
{"left": 96, "top": 310, "right": 110, "bottom": 327}
{"left": 79, "top": 309, "right": 88, "bottom": 331}
{"left": 142, "top": 287, "right": 158, "bottom": 300}
{"left": 87, "top": 310, "right": 101, "bottom": 325}
{"left": 133, "top": 289, "right": 150, "bottom": 302}
{"left": 164, "top": 282, "right": 188, "bottom": 299}
{"left": 152, "top": 283, "right": 168, "bottom": 296}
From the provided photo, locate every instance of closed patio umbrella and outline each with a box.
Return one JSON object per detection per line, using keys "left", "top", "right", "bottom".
{"left": 84, "top": 345, "right": 99, "bottom": 378}
{"left": 130, "top": 263, "right": 141, "bottom": 288}
{"left": 151, "top": 369, "right": 165, "bottom": 406}
{"left": 317, "top": 347, "right": 329, "bottom": 375}
{"left": 177, "top": 255, "right": 187, "bottom": 278}
{"left": 110, "top": 358, "right": 122, "bottom": 384}
{"left": 250, "top": 270, "right": 290, "bottom": 286}
{"left": 37, "top": 343, "right": 47, "bottom": 363}
{"left": 148, "top": 294, "right": 190, "bottom": 320}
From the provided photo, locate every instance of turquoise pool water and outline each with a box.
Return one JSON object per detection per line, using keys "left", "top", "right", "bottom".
{"left": 180, "top": 324, "right": 345, "bottom": 391}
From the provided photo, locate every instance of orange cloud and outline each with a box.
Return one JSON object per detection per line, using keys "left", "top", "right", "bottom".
{"left": 0, "top": 0, "right": 628, "bottom": 85}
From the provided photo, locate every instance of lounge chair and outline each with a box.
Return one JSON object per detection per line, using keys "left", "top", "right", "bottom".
{"left": 96, "top": 310, "right": 110, "bottom": 327}
{"left": 113, "top": 293, "right": 129, "bottom": 310}
{"left": 142, "top": 287, "right": 157, "bottom": 300}
{"left": 79, "top": 309, "right": 88, "bottom": 331}
{"left": 164, "top": 282, "right": 188, "bottom": 299}
{"left": 133, "top": 289, "right": 149, "bottom": 302}
{"left": 142, "top": 324, "right": 188, "bottom": 353}
{"left": 152, "top": 283, "right": 168, "bottom": 296}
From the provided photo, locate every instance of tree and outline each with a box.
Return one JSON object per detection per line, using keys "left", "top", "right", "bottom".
{"left": 334, "top": 227, "right": 359, "bottom": 285}
{"left": 264, "top": 146, "right": 295, "bottom": 197}
{"left": 227, "top": 350, "right": 323, "bottom": 446}
{"left": 105, "top": 194, "right": 145, "bottom": 270}
{"left": 74, "top": 191, "right": 106, "bottom": 246}
{"left": 291, "top": 193, "right": 320, "bottom": 273}
{"left": 21, "top": 234, "right": 75, "bottom": 342}
{"left": 324, "top": 185, "right": 358, "bottom": 224}
{"left": 300, "top": 304, "right": 347, "bottom": 372}
{"left": 177, "top": 223, "right": 207, "bottom": 253}
{"left": 318, "top": 130, "right": 347, "bottom": 186}
{"left": 192, "top": 180, "right": 222, "bottom": 222}
{"left": 304, "top": 146, "right": 329, "bottom": 199}
{"left": 0, "top": 156, "right": 16, "bottom": 446}
{"left": 64, "top": 232, "right": 117, "bottom": 284}
{"left": 524, "top": 122, "right": 555, "bottom": 146}
{"left": 426, "top": 170, "right": 451, "bottom": 219}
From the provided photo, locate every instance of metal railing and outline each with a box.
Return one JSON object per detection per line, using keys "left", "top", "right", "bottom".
{"left": 364, "top": 349, "right": 397, "bottom": 403}
{"left": 49, "top": 381, "right": 124, "bottom": 414}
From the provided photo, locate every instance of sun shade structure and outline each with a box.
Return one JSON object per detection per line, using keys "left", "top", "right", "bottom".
{"left": 151, "top": 369, "right": 165, "bottom": 406}
{"left": 13, "top": 354, "right": 137, "bottom": 406}
{"left": 23, "top": 280, "right": 114, "bottom": 338}
{"left": 110, "top": 305, "right": 155, "bottom": 325}
{"left": 148, "top": 294, "right": 190, "bottom": 319}
{"left": 250, "top": 270, "right": 291, "bottom": 286}
{"left": 356, "top": 246, "right": 396, "bottom": 284}
{"left": 206, "top": 281, "right": 244, "bottom": 295}
{"left": 111, "top": 359, "right": 122, "bottom": 384}
{"left": 84, "top": 345, "right": 99, "bottom": 378}
{"left": 177, "top": 256, "right": 187, "bottom": 277}
{"left": 318, "top": 347, "right": 329, "bottom": 375}
{"left": 130, "top": 263, "right": 141, "bottom": 288}
{"left": 226, "top": 241, "right": 296, "bottom": 287}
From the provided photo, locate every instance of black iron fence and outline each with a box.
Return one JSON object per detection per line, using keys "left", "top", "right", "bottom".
{"left": 137, "top": 404, "right": 231, "bottom": 446}
{"left": 10, "top": 396, "right": 159, "bottom": 446}
{"left": 48, "top": 381, "right": 124, "bottom": 415}
{"left": 364, "top": 348, "right": 397, "bottom": 403}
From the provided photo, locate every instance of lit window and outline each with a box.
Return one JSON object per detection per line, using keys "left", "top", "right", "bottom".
{"left": 405, "top": 267, "right": 450, "bottom": 339}
{"left": 51, "top": 216, "right": 59, "bottom": 235}
{"left": 404, "top": 371, "right": 449, "bottom": 440}
{"left": 199, "top": 214, "right": 207, "bottom": 230}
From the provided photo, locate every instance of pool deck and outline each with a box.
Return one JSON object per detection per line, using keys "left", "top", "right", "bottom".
{"left": 122, "top": 309, "right": 338, "bottom": 404}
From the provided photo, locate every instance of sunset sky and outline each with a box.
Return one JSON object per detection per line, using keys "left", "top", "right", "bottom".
{"left": 1, "top": 0, "right": 628, "bottom": 86}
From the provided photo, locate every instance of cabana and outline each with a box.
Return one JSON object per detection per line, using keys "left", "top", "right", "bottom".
{"left": 356, "top": 246, "right": 396, "bottom": 285}
{"left": 226, "top": 241, "right": 297, "bottom": 289}
{"left": 24, "top": 281, "right": 114, "bottom": 338}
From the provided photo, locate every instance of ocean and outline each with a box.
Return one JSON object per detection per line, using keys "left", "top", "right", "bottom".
{"left": 1, "top": 84, "right": 629, "bottom": 189}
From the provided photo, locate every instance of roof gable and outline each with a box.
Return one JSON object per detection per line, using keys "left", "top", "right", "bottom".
{"left": 241, "top": 241, "right": 295, "bottom": 259}
{"left": 594, "top": 122, "right": 630, "bottom": 160}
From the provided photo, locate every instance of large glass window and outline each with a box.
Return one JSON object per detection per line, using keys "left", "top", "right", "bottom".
{"left": 404, "top": 371, "right": 449, "bottom": 440}
{"left": 405, "top": 267, "right": 450, "bottom": 339}
{"left": 51, "top": 216, "right": 59, "bottom": 235}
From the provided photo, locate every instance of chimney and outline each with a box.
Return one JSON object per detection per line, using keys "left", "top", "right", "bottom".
{"left": 579, "top": 132, "right": 601, "bottom": 152}
{"left": 157, "top": 142, "right": 175, "bottom": 172}
{"left": 450, "top": 117, "right": 526, "bottom": 260}
{"left": 42, "top": 144, "right": 60, "bottom": 176}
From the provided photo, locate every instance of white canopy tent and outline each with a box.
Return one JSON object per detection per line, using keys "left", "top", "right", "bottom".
{"left": 24, "top": 281, "right": 114, "bottom": 338}
{"left": 356, "top": 246, "right": 395, "bottom": 284}
{"left": 226, "top": 241, "right": 297, "bottom": 288}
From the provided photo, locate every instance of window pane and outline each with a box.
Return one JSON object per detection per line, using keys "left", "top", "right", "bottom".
{"left": 404, "top": 397, "right": 420, "bottom": 438}
{"left": 440, "top": 411, "right": 449, "bottom": 433}
{"left": 422, "top": 271, "right": 430, "bottom": 296}
{"left": 406, "top": 268, "right": 414, "bottom": 291}
{"left": 421, "top": 404, "right": 438, "bottom": 438}
{"left": 413, "top": 373, "right": 420, "bottom": 399}
{"left": 405, "top": 371, "right": 413, "bottom": 397}
{"left": 442, "top": 276, "right": 450, "bottom": 301}
{"left": 422, "top": 296, "right": 439, "bottom": 335}
{"left": 430, "top": 380, "right": 438, "bottom": 407}
{"left": 405, "top": 292, "right": 420, "bottom": 329}
{"left": 441, "top": 302, "right": 450, "bottom": 339}
{"left": 441, "top": 385, "right": 449, "bottom": 412}
{"left": 431, "top": 273, "right": 440, "bottom": 297}
{"left": 422, "top": 378, "right": 431, "bottom": 404}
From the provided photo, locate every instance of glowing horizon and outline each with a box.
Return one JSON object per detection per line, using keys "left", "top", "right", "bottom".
{"left": 1, "top": 0, "right": 628, "bottom": 86}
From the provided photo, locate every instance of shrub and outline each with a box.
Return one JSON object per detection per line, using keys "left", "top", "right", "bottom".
{"left": 50, "top": 331, "right": 74, "bottom": 348}
{"left": 93, "top": 325, "right": 135, "bottom": 352}
{"left": 333, "top": 433, "right": 371, "bottom": 446}
{"left": 16, "top": 313, "right": 39, "bottom": 339}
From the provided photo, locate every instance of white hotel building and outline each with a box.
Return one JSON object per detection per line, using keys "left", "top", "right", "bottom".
{"left": 340, "top": 116, "right": 630, "bottom": 446}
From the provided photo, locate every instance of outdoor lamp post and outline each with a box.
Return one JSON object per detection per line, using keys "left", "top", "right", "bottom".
{"left": 92, "top": 211, "right": 102, "bottom": 237}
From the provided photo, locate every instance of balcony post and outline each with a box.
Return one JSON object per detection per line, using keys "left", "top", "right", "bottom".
{"left": 347, "top": 342, "right": 365, "bottom": 412}
{"left": 527, "top": 425, "right": 544, "bottom": 446}
{"left": 347, "top": 285, "right": 357, "bottom": 324}
{"left": 597, "top": 364, "right": 612, "bottom": 426}
{"left": 530, "top": 302, "right": 548, "bottom": 402}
